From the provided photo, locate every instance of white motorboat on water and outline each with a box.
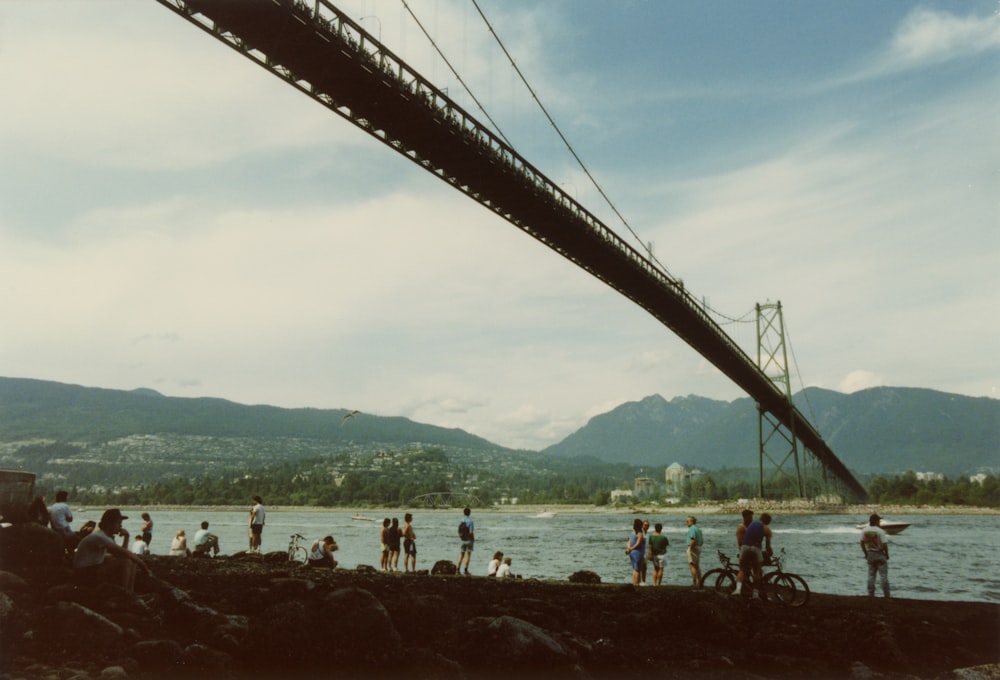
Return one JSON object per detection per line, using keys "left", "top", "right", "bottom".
{"left": 352, "top": 513, "right": 376, "bottom": 522}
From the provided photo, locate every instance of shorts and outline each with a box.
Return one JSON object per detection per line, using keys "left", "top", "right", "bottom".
{"left": 404, "top": 539, "right": 416, "bottom": 556}
{"left": 250, "top": 524, "right": 263, "bottom": 537}
{"left": 381, "top": 543, "right": 389, "bottom": 553}
{"left": 650, "top": 553, "right": 666, "bottom": 570}
{"left": 686, "top": 544, "right": 702, "bottom": 567}
{"left": 739, "top": 545, "right": 763, "bottom": 568}
{"left": 460, "top": 539, "right": 474, "bottom": 553}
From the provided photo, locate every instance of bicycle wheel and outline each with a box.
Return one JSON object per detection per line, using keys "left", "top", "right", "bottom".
{"left": 289, "top": 546, "right": 308, "bottom": 564}
{"left": 700, "top": 568, "right": 726, "bottom": 590}
{"left": 782, "top": 573, "right": 810, "bottom": 607}
{"left": 709, "top": 569, "right": 737, "bottom": 595}
{"left": 762, "top": 572, "right": 795, "bottom": 605}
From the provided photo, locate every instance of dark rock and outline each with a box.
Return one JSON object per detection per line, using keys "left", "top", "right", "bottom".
{"left": 39, "top": 601, "right": 126, "bottom": 653}
{"left": 432, "top": 559, "right": 458, "bottom": 575}
{"left": 132, "top": 638, "right": 184, "bottom": 669}
{"left": 568, "top": 570, "right": 601, "bottom": 584}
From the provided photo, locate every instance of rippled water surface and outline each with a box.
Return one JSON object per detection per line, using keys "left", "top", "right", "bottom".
{"left": 75, "top": 508, "right": 1000, "bottom": 603}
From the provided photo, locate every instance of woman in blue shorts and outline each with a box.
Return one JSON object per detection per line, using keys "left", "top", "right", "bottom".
{"left": 626, "top": 518, "right": 646, "bottom": 586}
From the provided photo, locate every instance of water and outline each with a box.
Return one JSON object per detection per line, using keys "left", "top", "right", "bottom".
{"left": 74, "top": 508, "right": 1000, "bottom": 603}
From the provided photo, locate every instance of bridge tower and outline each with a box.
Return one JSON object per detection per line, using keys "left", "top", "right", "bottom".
{"left": 755, "top": 302, "right": 805, "bottom": 498}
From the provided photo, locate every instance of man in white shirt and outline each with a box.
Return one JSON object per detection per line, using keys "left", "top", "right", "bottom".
{"left": 860, "top": 513, "right": 891, "bottom": 598}
{"left": 194, "top": 521, "right": 221, "bottom": 557}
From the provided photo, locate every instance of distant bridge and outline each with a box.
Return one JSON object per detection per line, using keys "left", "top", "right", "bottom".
{"left": 156, "top": 0, "right": 868, "bottom": 501}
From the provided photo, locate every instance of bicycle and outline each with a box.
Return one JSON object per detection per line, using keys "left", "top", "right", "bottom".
{"left": 701, "top": 548, "right": 809, "bottom": 607}
{"left": 760, "top": 548, "right": 810, "bottom": 607}
{"left": 287, "top": 533, "right": 309, "bottom": 564}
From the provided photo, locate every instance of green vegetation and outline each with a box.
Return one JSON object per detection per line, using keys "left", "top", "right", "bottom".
{"left": 866, "top": 471, "right": 1000, "bottom": 507}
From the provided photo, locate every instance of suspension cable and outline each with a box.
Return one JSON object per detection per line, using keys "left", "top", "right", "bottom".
{"left": 399, "top": 0, "right": 515, "bottom": 148}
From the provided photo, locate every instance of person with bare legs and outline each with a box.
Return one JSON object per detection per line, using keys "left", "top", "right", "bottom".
{"left": 455, "top": 507, "right": 475, "bottom": 575}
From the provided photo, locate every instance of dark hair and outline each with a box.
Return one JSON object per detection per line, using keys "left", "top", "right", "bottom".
{"left": 55, "top": 490, "right": 69, "bottom": 502}
{"left": 632, "top": 518, "right": 644, "bottom": 532}
{"left": 201, "top": 521, "right": 209, "bottom": 529}
{"left": 463, "top": 507, "right": 471, "bottom": 516}
{"left": 404, "top": 513, "right": 412, "bottom": 522}
{"left": 741, "top": 509, "right": 754, "bottom": 521}
{"left": 391, "top": 517, "right": 399, "bottom": 527}
{"left": 760, "top": 513, "right": 772, "bottom": 524}
{"left": 323, "top": 535, "right": 335, "bottom": 543}
{"left": 654, "top": 523, "right": 663, "bottom": 532}
{"left": 252, "top": 496, "right": 263, "bottom": 504}
{"left": 382, "top": 518, "right": 391, "bottom": 527}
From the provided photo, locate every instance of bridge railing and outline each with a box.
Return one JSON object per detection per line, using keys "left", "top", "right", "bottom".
{"left": 297, "top": 0, "right": 755, "bottom": 365}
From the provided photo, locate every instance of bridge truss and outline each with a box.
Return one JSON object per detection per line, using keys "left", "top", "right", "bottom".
{"left": 156, "top": 0, "right": 868, "bottom": 501}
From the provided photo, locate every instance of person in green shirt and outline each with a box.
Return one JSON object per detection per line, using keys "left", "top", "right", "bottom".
{"left": 686, "top": 515, "right": 704, "bottom": 587}
{"left": 647, "top": 523, "right": 670, "bottom": 586}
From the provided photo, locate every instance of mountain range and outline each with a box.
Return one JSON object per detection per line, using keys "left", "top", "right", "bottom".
{"left": 1, "top": 377, "right": 996, "bottom": 477}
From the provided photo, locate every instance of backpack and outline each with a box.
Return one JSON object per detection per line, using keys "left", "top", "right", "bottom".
{"left": 458, "top": 519, "right": 471, "bottom": 540}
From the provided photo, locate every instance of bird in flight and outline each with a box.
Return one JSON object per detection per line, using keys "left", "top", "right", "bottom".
{"left": 341, "top": 409, "right": 361, "bottom": 424}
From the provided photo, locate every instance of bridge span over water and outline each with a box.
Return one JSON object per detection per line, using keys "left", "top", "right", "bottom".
{"left": 157, "top": 0, "right": 868, "bottom": 502}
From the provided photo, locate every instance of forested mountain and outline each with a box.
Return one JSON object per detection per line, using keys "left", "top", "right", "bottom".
{"left": 1, "top": 378, "right": 996, "bottom": 484}
{"left": 543, "top": 387, "right": 998, "bottom": 476}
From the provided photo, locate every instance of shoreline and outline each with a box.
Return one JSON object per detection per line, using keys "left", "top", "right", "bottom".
{"left": 105, "top": 502, "right": 1000, "bottom": 516}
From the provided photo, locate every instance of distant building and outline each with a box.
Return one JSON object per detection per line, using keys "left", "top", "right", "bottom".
{"left": 610, "top": 489, "right": 633, "bottom": 503}
{"left": 665, "top": 462, "right": 686, "bottom": 493}
{"left": 634, "top": 476, "right": 657, "bottom": 497}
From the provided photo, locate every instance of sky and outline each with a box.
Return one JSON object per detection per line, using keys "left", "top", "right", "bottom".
{"left": 1, "top": 1, "right": 997, "bottom": 451}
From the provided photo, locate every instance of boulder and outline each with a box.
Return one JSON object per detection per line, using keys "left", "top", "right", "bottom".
{"left": 431, "top": 559, "right": 458, "bottom": 575}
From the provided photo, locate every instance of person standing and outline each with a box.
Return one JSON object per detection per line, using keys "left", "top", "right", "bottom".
{"left": 455, "top": 506, "right": 475, "bottom": 575}
{"left": 626, "top": 518, "right": 645, "bottom": 586}
{"left": 640, "top": 519, "right": 651, "bottom": 585}
{"left": 140, "top": 512, "right": 154, "bottom": 549}
{"left": 249, "top": 496, "right": 266, "bottom": 554}
{"left": 686, "top": 515, "right": 704, "bottom": 588}
{"left": 648, "top": 523, "right": 670, "bottom": 586}
{"left": 387, "top": 517, "right": 402, "bottom": 572}
{"left": 402, "top": 513, "right": 417, "bottom": 573}
{"left": 739, "top": 512, "right": 773, "bottom": 599}
{"left": 734, "top": 509, "right": 754, "bottom": 595}
{"left": 860, "top": 513, "right": 891, "bottom": 598}
{"left": 380, "top": 518, "right": 391, "bottom": 571}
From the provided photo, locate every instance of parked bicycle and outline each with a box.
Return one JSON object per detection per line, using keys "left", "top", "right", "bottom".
{"left": 287, "top": 533, "right": 309, "bottom": 564}
{"left": 701, "top": 548, "right": 809, "bottom": 606}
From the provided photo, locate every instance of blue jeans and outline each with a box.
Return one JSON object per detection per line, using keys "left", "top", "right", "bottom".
{"left": 866, "top": 552, "right": 890, "bottom": 597}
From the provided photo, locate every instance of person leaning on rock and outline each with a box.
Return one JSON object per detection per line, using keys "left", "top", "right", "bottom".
{"left": 73, "top": 508, "right": 152, "bottom": 594}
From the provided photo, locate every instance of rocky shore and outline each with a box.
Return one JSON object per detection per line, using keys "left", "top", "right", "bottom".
{"left": 1, "top": 523, "right": 998, "bottom": 680}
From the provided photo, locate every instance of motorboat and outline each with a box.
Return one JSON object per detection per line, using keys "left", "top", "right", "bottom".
{"left": 352, "top": 513, "right": 376, "bottom": 522}
{"left": 532, "top": 511, "right": 556, "bottom": 518}
{"left": 856, "top": 520, "right": 911, "bottom": 535}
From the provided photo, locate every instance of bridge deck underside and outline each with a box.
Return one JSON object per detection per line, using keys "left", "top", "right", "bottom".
{"left": 173, "top": 0, "right": 867, "bottom": 501}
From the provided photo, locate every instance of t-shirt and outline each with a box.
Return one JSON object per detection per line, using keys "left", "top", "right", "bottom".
{"left": 861, "top": 525, "right": 889, "bottom": 555}
{"left": 251, "top": 503, "right": 266, "bottom": 526}
{"left": 648, "top": 533, "right": 669, "bottom": 555}
{"left": 194, "top": 529, "right": 214, "bottom": 546}
{"left": 496, "top": 563, "right": 511, "bottom": 578}
{"left": 74, "top": 530, "right": 117, "bottom": 568}
{"left": 49, "top": 502, "right": 74, "bottom": 536}
{"left": 488, "top": 558, "right": 501, "bottom": 576}
{"left": 687, "top": 525, "right": 704, "bottom": 547}
{"left": 742, "top": 520, "right": 765, "bottom": 548}
{"left": 131, "top": 540, "right": 149, "bottom": 555}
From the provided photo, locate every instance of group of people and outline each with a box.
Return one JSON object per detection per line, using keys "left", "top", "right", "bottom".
{"left": 625, "top": 513, "right": 767, "bottom": 591}
{"left": 625, "top": 517, "right": 675, "bottom": 586}
{"left": 379, "top": 513, "right": 417, "bottom": 572}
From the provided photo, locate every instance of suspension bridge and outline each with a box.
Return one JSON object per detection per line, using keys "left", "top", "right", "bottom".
{"left": 156, "top": 0, "right": 869, "bottom": 502}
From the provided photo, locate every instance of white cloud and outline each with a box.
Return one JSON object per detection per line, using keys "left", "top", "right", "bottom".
{"left": 889, "top": 8, "right": 1000, "bottom": 65}
{"left": 838, "top": 370, "right": 886, "bottom": 394}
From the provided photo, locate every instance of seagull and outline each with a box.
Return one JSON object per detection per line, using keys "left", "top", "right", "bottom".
{"left": 341, "top": 409, "right": 361, "bottom": 424}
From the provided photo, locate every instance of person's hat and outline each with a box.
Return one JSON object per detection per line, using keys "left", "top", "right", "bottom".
{"left": 869, "top": 513, "right": 881, "bottom": 524}
{"left": 101, "top": 508, "right": 129, "bottom": 524}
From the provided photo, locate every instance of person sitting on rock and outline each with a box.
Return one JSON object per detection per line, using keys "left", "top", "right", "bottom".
{"left": 193, "top": 521, "right": 221, "bottom": 558}
{"left": 170, "top": 529, "right": 191, "bottom": 557}
{"left": 496, "top": 556, "right": 514, "bottom": 578}
{"left": 308, "top": 535, "right": 339, "bottom": 568}
{"left": 73, "top": 508, "right": 151, "bottom": 593}
{"left": 131, "top": 534, "right": 149, "bottom": 556}
{"left": 488, "top": 551, "right": 504, "bottom": 577}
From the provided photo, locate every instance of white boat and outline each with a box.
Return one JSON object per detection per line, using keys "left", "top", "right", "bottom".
{"left": 856, "top": 521, "right": 911, "bottom": 535}
{"left": 532, "top": 511, "right": 556, "bottom": 518}
{"left": 352, "top": 513, "right": 376, "bottom": 522}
